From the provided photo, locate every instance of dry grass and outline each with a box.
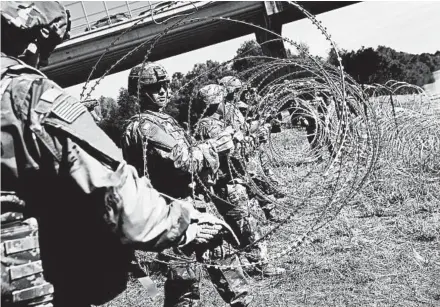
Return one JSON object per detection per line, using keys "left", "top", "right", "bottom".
{"left": 100, "top": 97, "right": 440, "bottom": 307}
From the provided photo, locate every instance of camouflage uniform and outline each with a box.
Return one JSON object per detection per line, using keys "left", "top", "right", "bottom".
{"left": 196, "top": 109, "right": 268, "bottom": 266}
{"left": 218, "top": 78, "right": 285, "bottom": 220}
{"left": 195, "top": 85, "right": 284, "bottom": 275}
{"left": 1, "top": 3, "right": 223, "bottom": 306}
{"left": 1, "top": 194, "right": 54, "bottom": 307}
{"left": 121, "top": 64, "right": 251, "bottom": 307}
{"left": 303, "top": 94, "right": 335, "bottom": 159}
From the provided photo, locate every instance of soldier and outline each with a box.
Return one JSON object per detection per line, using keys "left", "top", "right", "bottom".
{"left": 194, "top": 84, "right": 286, "bottom": 275}
{"left": 219, "top": 77, "right": 286, "bottom": 220}
{"left": 303, "top": 91, "right": 336, "bottom": 160}
{"left": 121, "top": 63, "right": 252, "bottom": 307}
{"left": 1, "top": 2, "right": 230, "bottom": 307}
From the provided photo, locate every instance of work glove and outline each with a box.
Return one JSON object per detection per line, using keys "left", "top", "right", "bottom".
{"left": 257, "top": 124, "right": 271, "bottom": 143}
{"left": 180, "top": 212, "right": 240, "bottom": 249}
{"left": 211, "top": 132, "right": 234, "bottom": 153}
{"left": 233, "top": 130, "right": 244, "bottom": 143}
{"left": 81, "top": 99, "right": 99, "bottom": 112}
{"left": 242, "top": 135, "right": 256, "bottom": 156}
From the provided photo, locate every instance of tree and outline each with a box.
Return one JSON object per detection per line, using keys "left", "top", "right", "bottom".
{"left": 327, "top": 45, "right": 440, "bottom": 86}
{"left": 99, "top": 95, "right": 117, "bottom": 119}
{"left": 98, "top": 88, "right": 139, "bottom": 145}
{"left": 233, "top": 40, "right": 266, "bottom": 74}
{"left": 170, "top": 72, "right": 185, "bottom": 92}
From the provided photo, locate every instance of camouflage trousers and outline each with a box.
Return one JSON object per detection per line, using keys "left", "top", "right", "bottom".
{"left": 255, "top": 151, "right": 285, "bottom": 198}
{"left": 212, "top": 181, "right": 268, "bottom": 265}
{"left": 158, "top": 244, "right": 252, "bottom": 307}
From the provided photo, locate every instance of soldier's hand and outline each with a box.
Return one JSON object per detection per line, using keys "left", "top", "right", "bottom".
{"left": 212, "top": 132, "right": 234, "bottom": 153}
{"left": 233, "top": 130, "right": 244, "bottom": 142}
{"left": 242, "top": 136, "right": 256, "bottom": 155}
{"left": 194, "top": 223, "right": 223, "bottom": 244}
{"left": 181, "top": 213, "right": 239, "bottom": 248}
{"left": 258, "top": 124, "right": 271, "bottom": 143}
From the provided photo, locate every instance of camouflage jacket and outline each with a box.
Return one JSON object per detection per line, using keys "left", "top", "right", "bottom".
{"left": 121, "top": 111, "right": 223, "bottom": 199}
{"left": 222, "top": 102, "right": 247, "bottom": 132}
{"left": 1, "top": 54, "right": 195, "bottom": 304}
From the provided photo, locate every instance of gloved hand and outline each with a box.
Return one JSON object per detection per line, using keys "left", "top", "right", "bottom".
{"left": 193, "top": 223, "right": 223, "bottom": 244}
{"left": 211, "top": 132, "right": 234, "bottom": 153}
{"left": 242, "top": 135, "right": 256, "bottom": 155}
{"left": 233, "top": 130, "right": 244, "bottom": 143}
{"left": 180, "top": 212, "right": 240, "bottom": 248}
{"left": 258, "top": 124, "right": 271, "bottom": 143}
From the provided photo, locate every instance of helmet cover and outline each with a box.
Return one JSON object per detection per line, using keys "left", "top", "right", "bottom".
{"left": 198, "top": 84, "right": 226, "bottom": 106}
{"left": 128, "top": 62, "right": 170, "bottom": 95}
{"left": 218, "top": 76, "right": 243, "bottom": 94}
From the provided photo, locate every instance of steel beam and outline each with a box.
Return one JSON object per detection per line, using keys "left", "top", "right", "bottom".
{"left": 42, "top": 1, "right": 357, "bottom": 87}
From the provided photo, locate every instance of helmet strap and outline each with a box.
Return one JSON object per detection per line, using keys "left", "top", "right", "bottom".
{"left": 140, "top": 93, "right": 161, "bottom": 112}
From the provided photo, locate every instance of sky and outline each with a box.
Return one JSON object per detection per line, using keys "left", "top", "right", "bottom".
{"left": 65, "top": 1, "right": 440, "bottom": 100}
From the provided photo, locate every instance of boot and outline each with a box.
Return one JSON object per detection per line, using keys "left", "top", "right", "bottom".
{"left": 254, "top": 263, "right": 286, "bottom": 277}
{"left": 241, "top": 257, "right": 285, "bottom": 278}
{"left": 262, "top": 207, "right": 282, "bottom": 223}
{"left": 164, "top": 280, "right": 201, "bottom": 307}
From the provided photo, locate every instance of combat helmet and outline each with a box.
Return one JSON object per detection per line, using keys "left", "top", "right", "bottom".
{"left": 198, "top": 84, "right": 226, "bottom": 106}
{"left": 218, "top": 76, "right": 243, "bottom": 95}
{"left": 128, "top": 62, "right": 170, "bottom": 95}
{"left": 1, "top": 1, "right": 71, "bottom": 66}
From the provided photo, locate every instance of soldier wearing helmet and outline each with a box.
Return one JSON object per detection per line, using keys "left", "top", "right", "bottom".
{"left": 194, "top": 84, "right": 286, "bottom": 277}
{"left": 121, "top": 63, "right": 252, "bottom": 307}
{"left": 127, "top": 62, "right": 171, "bottom": 111}
{"left": 219, "top": 76, "right": 250, "bottom": 115}
{"left": 217, "top": 77, "right": 286, "bottom": 220}
{"left": 219, "top": 76, "right": 242, "bottom": 96}
{"left": 1, "top": 2, "right": 229, "bottom": 307}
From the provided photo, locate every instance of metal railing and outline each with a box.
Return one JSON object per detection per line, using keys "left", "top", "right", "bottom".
{"left": 65, "top": 1, "right": 198, "bottom": 38}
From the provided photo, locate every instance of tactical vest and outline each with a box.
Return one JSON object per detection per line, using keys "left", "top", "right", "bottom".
{"left": 138, "top": 111, "right": 192, "bottom": 146}
{"left": 123, "top": 111, "right": 197, "bottom": 200}
{"left": 134, "top": 112, "right": 211, "bottom": 210}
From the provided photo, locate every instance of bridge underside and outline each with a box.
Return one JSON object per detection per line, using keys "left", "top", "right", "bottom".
{"left": 42, "top": 1, "right": 356, "bottom": 87}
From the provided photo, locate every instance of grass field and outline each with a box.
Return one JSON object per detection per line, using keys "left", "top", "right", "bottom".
{"left": 101, "top": 97, "right": 440, "bottom": 307}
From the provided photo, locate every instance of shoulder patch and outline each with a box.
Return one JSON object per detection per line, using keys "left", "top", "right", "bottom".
{"left": 139, "top": 118, "right": 160, "bottom": 139}
{"left": 51, "top": 95, "right": 87, "bottom": 123}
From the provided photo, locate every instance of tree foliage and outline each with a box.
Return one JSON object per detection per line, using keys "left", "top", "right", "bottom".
{"left": 327, "top": 46, "right": 440, "bottom": 86}
{"left": 98, "top": 88, "right": 139, "bottom": 145}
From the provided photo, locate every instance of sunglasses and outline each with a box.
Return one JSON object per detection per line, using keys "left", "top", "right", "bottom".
{"left": 142, "top": 82, "right": 169, "bottom": 93}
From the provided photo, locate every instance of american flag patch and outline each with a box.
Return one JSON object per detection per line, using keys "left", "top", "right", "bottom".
{"left": 51, "top": 96, "right": 87, "bottom": 123}
{"left": 140, "top": 121, "right": 159, "bottom": 138}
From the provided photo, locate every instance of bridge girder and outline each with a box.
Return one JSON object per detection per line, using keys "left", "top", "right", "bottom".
{"left": 41, "top": 1, "right": 357, "bottom": 87}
